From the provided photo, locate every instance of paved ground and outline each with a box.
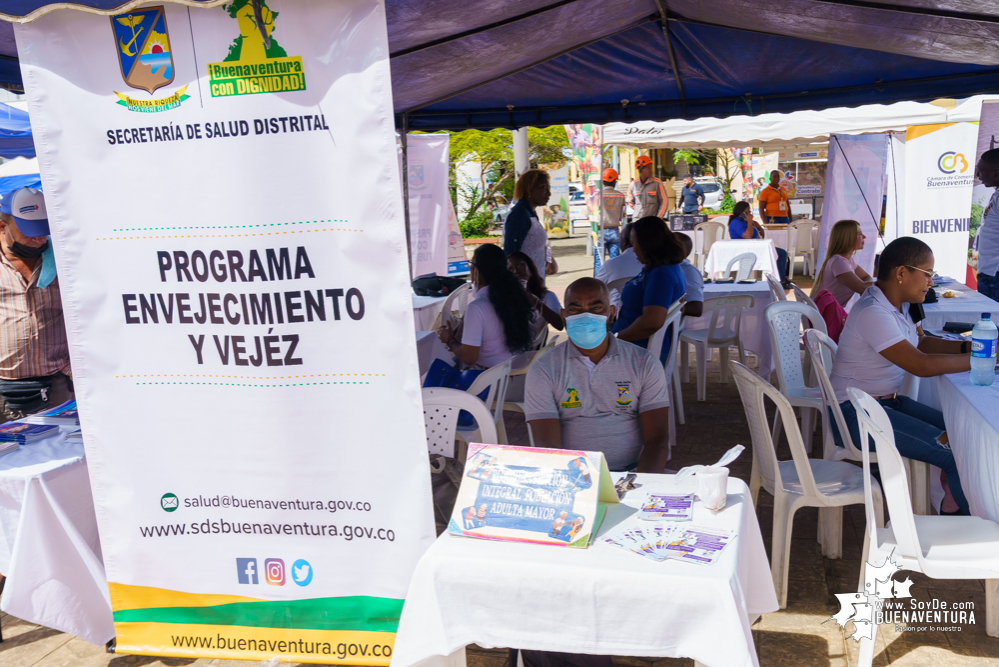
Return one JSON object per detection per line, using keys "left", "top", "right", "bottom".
{"left": 3, "top": 235, "right": 998, "bottom": 666}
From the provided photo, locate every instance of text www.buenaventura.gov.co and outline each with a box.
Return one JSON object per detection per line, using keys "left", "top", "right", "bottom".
{"left": 170, "top": 633, "right": 392, "bottom": 659}
{"left": 139, "top": 519, "right": 396, "bottom": 541}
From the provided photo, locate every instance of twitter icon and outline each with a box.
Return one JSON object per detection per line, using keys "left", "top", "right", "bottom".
{"left": 291, "top": 559, "right": 313, "bottom": 586}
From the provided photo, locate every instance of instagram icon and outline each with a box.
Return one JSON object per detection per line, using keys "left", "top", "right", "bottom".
{"left": 264, "top": 558, "right": 285, "bottom": 586}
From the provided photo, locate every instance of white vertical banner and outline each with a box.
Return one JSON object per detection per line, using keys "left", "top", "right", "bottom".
{"left": 445, "top": 198, "right": 469, "bottom": 275}
{"left": 968, "top": 103, "right": 999, "bottom": 289}
{"left": 545, "top": 165, "right": 570, "bottom": 238}
{"left": 904, "top": 122, "right": 978, "bottom": 282}
{"left": 16, "top": 0, "right": 434, "bottom": 662}
{"left": 818, "top": 134, "right": 888, "bottom": 275}
{"left": 882, "top": 132, "right": 906, "bottom": 245}
{"left": 406, "top": 133, "right": 449, "bottom": 278}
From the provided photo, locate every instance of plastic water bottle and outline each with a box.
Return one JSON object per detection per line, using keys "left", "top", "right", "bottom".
{"left": 970, "top": 313, "right": 998, "bottom": 386}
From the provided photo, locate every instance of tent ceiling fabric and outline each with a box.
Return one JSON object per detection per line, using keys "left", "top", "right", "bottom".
{"left": 2, "top": 0, "right": 999, "bottom": 130}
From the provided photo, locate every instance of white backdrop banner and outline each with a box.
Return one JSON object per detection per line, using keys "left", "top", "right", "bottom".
{"left": 16, "top": 0, "right": 435, "bottom": 662}
{"left": 818, "top": 134, "right": 888, "bottom": 275}
{"left": 407, "top": 134, "right": 449, "bottom": 278}
{"left": 968, "top": 103, "right": 999, "bottom": 288}
{"left": 904, "top": 122, "right": 978, "bottom": 282}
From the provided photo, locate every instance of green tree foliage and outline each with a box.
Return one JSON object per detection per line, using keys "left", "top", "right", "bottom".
{"left": 447, "top": 127, "right": 569, "bottom": 228}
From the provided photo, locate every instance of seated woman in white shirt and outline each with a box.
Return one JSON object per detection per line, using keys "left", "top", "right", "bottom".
{"left": 507, "top": 251, "right": 564, "bottom": 334}
{"left": 813, "top": 219, "right": 874, "bottom": 306}
{"left": 829, "top": 237, "right": 972, "bottom": 514}
{"left": 440, "top": 244, "right": 535, "bottom": 369}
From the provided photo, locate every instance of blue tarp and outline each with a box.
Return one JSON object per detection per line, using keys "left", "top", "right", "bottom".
{"left": 2, "top": 0, "right": 999, "bottom": 130}
{"left": 0, "top": 103, "right": 34, "bottom": 158}
{"left": 0, "top": 173, "right": 40, "bottom": 193}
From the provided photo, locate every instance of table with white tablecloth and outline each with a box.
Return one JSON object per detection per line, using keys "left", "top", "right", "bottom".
{"left": 703, "top": 239, "right": 780, "bottom": 279}
{"left": 392, "top": 474, "right": 778, "bottom": 667}
{"left": 933, "top": 373, "right": 999, "bottom": 522}
{"left": 922, "top": 276, "right": 998, "bottom": 330}
{"left": 413, "top": 294, "right": 449, "bottom": 331}
{"left": 0, "top": 430, "right": 113, "bottom": 644}
{"left": 682, "top": 282, "right": 775, "bottom": 379}
{"left": 765, "top": 225, "right": 818, "bottom": 255}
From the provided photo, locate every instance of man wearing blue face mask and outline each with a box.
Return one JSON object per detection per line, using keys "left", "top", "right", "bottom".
{"left": 524, "top": 277, "right": 671, "bottom": 473}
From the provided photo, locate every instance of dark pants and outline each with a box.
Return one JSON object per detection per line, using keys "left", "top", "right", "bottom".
{"left": 775, "top": 247, "right": 789, "bottom": 282}
{"left": 513, "top": 650, "right": 612, "bottom": 667}
{"left": 978, "top": 271, "right": 999, "bottom": 303}
{"left": 832, "top": 395, "right": 969, "bottom": 515}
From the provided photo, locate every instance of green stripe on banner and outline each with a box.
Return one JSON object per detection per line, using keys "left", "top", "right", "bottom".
{"left": 113, "top": 596, "right": 403, "bottom": 632}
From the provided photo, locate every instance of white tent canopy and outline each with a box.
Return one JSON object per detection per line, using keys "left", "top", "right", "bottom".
{"left": 0, "top": 157, "right": 38, "bottom": 177}
{"left": 602, "top": 101, "right": 952, "bottom": 149}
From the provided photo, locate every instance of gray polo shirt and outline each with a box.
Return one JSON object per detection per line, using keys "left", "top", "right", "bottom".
{"left": 525, "top": 336, "right": 670, "bottom": 471}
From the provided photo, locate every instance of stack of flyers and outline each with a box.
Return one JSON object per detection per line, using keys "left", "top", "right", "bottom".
{"left": 0, "top": 440, "right": 18, "bottom": 457}
{"left": 661, "top": 525, "right": 734, "bottom": 566}
{"left": 601, "top": 523, "right": 685, "bottom": 562}
{"left": 602, "top": 523, "right": 734, "bottom": 565}
{"left": 637, "top": 492, "right": 693, "bottom": 521}
{"left": 26, "top": 400, "right": 79, "bottom": 425}
{"left": 0, "top": 422, "right": 59, "bottom": 444}
{"left": 66, "top": 429, "right": 83, "bottom": 442}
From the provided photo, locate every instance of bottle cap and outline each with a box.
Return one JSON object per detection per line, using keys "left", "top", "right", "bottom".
{"left": 984, "top": 313, "right": 992, "bottom": 319}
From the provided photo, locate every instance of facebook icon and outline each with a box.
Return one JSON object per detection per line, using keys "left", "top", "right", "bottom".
{"left": 236, "top": 558, "right": 258, "bottom": 584}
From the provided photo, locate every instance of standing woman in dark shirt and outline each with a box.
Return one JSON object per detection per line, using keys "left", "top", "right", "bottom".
{"left": 503, "top": 170, "right": 551, "bottom": 281}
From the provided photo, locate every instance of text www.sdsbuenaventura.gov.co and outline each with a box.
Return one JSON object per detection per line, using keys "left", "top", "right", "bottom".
{"left": 140, "top": 519, "right": 395, "bottom": 540}
{"left": 171, "top": 633, "right": 392, "bottom": 658}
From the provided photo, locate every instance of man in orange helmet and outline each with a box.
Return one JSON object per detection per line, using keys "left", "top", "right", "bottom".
{"left": 596, "top": 167, "right": 626, "bottom": 271}
{"left": 626, "top": 155, "right": 669, "bottom": 220}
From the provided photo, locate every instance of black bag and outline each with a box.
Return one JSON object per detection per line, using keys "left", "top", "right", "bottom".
{"left": 0, "top": 376, "right": 54, "bottom": 414}
{"left": 412, "top": 274, "right": 467, "bottom": 298}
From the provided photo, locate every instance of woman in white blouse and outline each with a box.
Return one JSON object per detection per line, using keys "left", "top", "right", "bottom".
{"left": 829, "top": 237, "right": 972, "bottom": 514}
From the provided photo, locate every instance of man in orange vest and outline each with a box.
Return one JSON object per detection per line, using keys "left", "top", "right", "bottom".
{"left": 596, "top": 168, "right": 626, "bottom": 271}
{"left": 626, "top": 155, "right": 669, "bottom": 220}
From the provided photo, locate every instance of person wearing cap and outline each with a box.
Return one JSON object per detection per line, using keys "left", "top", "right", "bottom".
{"left": 0, "top": 187, "right": 72, "bottom": 419}
{"left": 677, "top": 175, "right": 704, "bottom": 214}
{"left": 595, "top": 168, "right": 626, "bottom": 272}
{"left": 626, "top": 155, "right": 669, "bottom": 221}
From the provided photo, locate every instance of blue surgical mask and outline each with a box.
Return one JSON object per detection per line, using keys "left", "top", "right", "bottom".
{"left": 565, "top": 312, "right": 608, "bottom": 350}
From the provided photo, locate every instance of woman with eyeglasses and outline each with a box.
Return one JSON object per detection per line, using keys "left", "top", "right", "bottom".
{"left": 829, "top": 237, "right": 972, "bottom": 514}
{"left": 813, "top": 219, "right": 874, "bottom": 306}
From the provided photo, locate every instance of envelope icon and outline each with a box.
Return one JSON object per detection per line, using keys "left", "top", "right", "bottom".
{"left": 161, "top": 493, "right": 179, "bottom": 512}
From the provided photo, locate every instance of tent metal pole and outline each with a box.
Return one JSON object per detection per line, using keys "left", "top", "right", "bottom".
{"left": 654, "top": 0, "right": 686, "bottom": 116}
{"left": 401, "top": 114, "right": 413, "bottom": 277}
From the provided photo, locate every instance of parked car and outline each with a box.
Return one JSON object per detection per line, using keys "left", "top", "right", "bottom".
{"left": 694, "top": 177, "right": 725, "bottom": 211}
{"left": 568, "top": 190, "right": 588, "bottom": 229}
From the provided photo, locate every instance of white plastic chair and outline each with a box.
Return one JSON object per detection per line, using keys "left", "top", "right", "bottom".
{"left": 765, "top": 273, "right": 786, "bottom": 303}
{"left": 693, "top": 220, "right": 727, "bottom": 274}
{"left": 790, "top": 283, "right": 817, "bottom": 312}
{"left": 504, "top": 338, "right": 559, "bottom": 447}
{"left": 764, "top": 301, "right": 827, "bottom": 454}
{"left": 848, "top": 387, "right": 999, "bottom": 664}
{"left": 460, "top": 358, "right": 511, "bottom": 444}
{"left": 422, "top": 387, "right": 498, "bottom": 459}
{"left": 679, "top": 294, "right": 753, "bottom": 401}
{"left": 789, "top": 220, "right": 818, "bottom": 278}
{"left": 732, "top": 361, "right": 884, "bottom": 609}
{"left": 437, "top": 282, "right": 472, "bottom": 330}
{"left": 723, "top": 252, "right": 757, "bottom": 281}
{"left": 606, "top": 275, "right": 635, "bottom": 300}
{"left": 804, "top": 330, "right": 931, "bottom": 515}
{"left": 648, "top": 300, "right": 685, "bottom": 458}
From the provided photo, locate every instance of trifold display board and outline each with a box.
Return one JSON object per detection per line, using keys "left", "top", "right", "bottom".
{"left": 15, "top": 0, "right": 435, "bottom": 663}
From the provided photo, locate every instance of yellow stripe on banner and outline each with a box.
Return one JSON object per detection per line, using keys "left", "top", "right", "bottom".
{"left": 114, "top": 622, "right": 395, "bottom": 665}
{"left": 906, "top": 123, "right": 954, "bottom": 142}
{"left": 109, "top": 583, "right": 263, "bottom": 611}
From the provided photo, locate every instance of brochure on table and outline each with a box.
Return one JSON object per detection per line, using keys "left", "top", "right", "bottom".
{"left": 448, "top": 444, "right": 618, "bottom": 547}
